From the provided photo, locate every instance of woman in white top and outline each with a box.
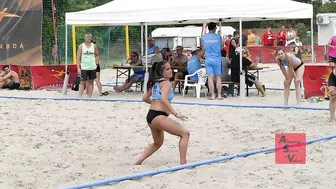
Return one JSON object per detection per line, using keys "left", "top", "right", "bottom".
{"left": 286, "top": 25, "right": 297, "bottom": 46}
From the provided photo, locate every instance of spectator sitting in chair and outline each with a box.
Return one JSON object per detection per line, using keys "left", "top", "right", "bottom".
{"left": 0, "top": 65, "right": 20, "bottom": 90}
{"left": 221, "top": 49, "right": 232, "bottom": 97}
{"left": 113, "top": 52, "right": 144, "bottom": 92}
{"left": 162, "top": 47, "right": 173, "bottom": 64}
{"left": 221, "top": 49, "right": 231, "bottom": 82}
{"left": 187, "top": 47, "right": 204, "bottom": 81}
{"left": 173, "top": 45, "right": 189, "bottom": 90}
{"left": 230, "top": 47, "right": 266, "bottom": 97}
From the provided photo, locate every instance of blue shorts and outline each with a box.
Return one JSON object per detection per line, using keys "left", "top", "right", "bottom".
{"left": 130, "top": 72, "right": 144, "bottom": 81}
{"left": 205, "top": 58, "right": 222, "bottom": 76}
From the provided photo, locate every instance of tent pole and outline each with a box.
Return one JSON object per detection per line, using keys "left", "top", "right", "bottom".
{"left": 62, "top": 24, "right": 69, "bottom": 95}
{"left": 125, "top": 25, "right": 130, "bottom": 59}
{"left": 310, "top": 17, "right": 314, "bottom": 64}
{"left": 239, "top": 17, "right": 245, "bottom": 98}
{"left": 143, "top": 23, "right": 149, "bottom": 93}
{"left": 141, "top": 23, "right": 144, "bottom": 56}
{"left": 219, "top": 21, "right": 222, "bottom": 35}
{"left": 108, "top": 27, "right": 111, "bottom": 64}
{"left": 65, "top": 25, "right": 68, "bottom": 72}
{"left": 72, "top": 25, "right": 77, "bottom": 64}
{"left": 219, "top": 21, "right": 222, "bottom": 49}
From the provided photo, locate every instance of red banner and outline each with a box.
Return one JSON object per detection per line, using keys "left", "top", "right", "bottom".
{"left": 303, "top": 64, "right": 335, "bottom": 98}
{"left": 314, "top": 45, "right": 326, "bottom": 63}
{"left": 1, "top": 64, "right": 79, "bottom": 90}
{"left": 30, "top": 65, "right": 78, "bottom": 89}
{"left": 246, "top": 46, "right": 260, "bottom": 63}
{"left": 243, "top": 45, "right": 326, "bottom": 63}
{"left": 300, "top": 45, "right": 325, "bottom": 63}
{"left": 260, "top": 46, "right": 290, "bottom": 63}
{"left": 10, "top": 65, "right": 32, "bottom": 89}
{"left": 0, "top": 64, "right": 32, "bottom": 89}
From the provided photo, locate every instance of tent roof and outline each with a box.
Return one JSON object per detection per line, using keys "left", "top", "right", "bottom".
{"left": 151, "top": 26, "right": 236, "bottom": 38}
{"left": 151, "top": 27, "right": 184, "bottom": 38}
{"left": 177, "top": 26, "right": 236, "bottom": 37}
{"left": 65, "top": 0, "right": 313, "bottom": 26}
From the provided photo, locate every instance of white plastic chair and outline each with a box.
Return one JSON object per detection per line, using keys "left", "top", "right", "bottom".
{"left": 182, "top": 68, "right": 208, "bottom": 98}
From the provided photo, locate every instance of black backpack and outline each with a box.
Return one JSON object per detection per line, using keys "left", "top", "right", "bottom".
{"left": 72, "top": 76, "right": 81, "bottom": 91}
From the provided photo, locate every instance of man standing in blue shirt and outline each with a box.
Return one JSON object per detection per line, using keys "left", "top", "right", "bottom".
{"left": 202, "top": 22, "right": 223, "bottom": 100}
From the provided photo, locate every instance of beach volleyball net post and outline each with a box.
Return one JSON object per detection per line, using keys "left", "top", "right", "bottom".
{"left": 56, "top": 25, "right": 147, "bottom": 68}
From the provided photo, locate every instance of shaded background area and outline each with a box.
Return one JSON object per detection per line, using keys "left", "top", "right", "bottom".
{"left": 42, "top": 0, "right": 335, "bottom": 67}
{"left": 0, "top": 0, "right": 42, "bottom": 65}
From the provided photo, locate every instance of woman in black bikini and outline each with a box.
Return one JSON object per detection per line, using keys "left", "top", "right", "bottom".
{"left": 275, "top": 48, "right": 305, "bottom": 105}
{"left": 135, "top": 61, "right": 190, "bottom": 165}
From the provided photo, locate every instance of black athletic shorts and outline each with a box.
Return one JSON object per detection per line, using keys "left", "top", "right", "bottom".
{"left": 146, "top": 109, "right": 168, "bottom": 124}
{"left": 3, "top": 80, "right": 20, "bottom": 89}
{"left": 328, "top": 71, "right": 336, "bottom": 87}
{"left": 96, "top": 64, "right": 100, "bottom": 72}
{"left": 10, "top": 82, "right": 20, "bottom": 89}
{"left": 81, "top": 70, "right": 96, "bottom": 81}
{"left": 245, "top": 73, "right": 256, "bottom": 87}
{"left": 232, "top": 73, "right": 256, "bottom": 87}
{"left": 330, "top": 56, "right": 336, "bottom": 64}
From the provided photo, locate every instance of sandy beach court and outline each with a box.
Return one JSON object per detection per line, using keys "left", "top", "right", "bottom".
{"left": 0, "top": 98, "right": 335, "bottom": 189}
{"left": 0, "top": 65, "right": 335, "bottom": 189}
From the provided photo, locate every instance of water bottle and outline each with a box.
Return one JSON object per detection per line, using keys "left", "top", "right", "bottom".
{"left": 233, "top": 88, "right": 238, "bottom": 97}
{"left": 121, "top": 58, "right": 126, "bottom": 66}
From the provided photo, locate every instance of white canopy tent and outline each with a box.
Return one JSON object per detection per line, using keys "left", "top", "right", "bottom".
{"left": 64, "top": 0, "right": 313, "bottom": 97}
{"left": 66, "top": 0, "right": 311, "bottom": 25}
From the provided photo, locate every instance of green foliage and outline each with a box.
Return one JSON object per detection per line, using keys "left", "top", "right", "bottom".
{"left": 42, "top": 0, "right": 110, "bottom": 64}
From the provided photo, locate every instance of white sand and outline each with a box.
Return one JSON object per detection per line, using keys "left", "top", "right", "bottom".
{"left": 0, "top": 64, "right": 335, "bottom": 189}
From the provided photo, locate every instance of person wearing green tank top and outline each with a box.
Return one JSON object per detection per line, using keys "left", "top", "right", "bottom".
{"left": 76, "top": 33, "right": 99, "bottom": 98}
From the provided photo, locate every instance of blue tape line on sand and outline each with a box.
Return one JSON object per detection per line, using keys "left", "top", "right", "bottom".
{"left": 60, "top": 133, "right": 336, "bottom": 189}
{"left": 249, "top": 87, "right": 295, "bottom": 91}
{"left": 0, "top": 95, "right": 328, "bottom": 111}
{"left": 258, "top": 68, "right": 279, "bottom": 72}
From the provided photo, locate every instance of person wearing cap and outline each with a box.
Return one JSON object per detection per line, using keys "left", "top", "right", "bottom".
{"left": 202, "top": 22, "right": 223, "bottom": 100}
{"left": 187, "top": 47, "right": 204, "bottom": 81}
{"left": 230, "top": 47, "right": 266, "bottom": 97}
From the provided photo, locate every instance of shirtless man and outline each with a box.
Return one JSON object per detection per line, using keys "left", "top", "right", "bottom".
{"left": 0, "top": 69, "right": 6, "bottom": 88}
{"left": 0, "top": 66, "right": 20, "bottom": 89}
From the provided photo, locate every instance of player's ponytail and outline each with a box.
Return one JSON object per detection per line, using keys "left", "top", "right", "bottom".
{"left": 146, "top": 61, "right": 165, "bottom": 91}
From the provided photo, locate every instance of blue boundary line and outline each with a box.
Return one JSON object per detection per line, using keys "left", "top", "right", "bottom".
{"left": 0, "top": 95, "right": 328, "bottom": 111}
{"left": 258, "top": 68, "right": 279, "bottom": 72}
{"left": 61, "top": 133, "right": 336, "bottom": 189}
{"left": 0, "top": 95, "right": 330, "bottom": 188}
